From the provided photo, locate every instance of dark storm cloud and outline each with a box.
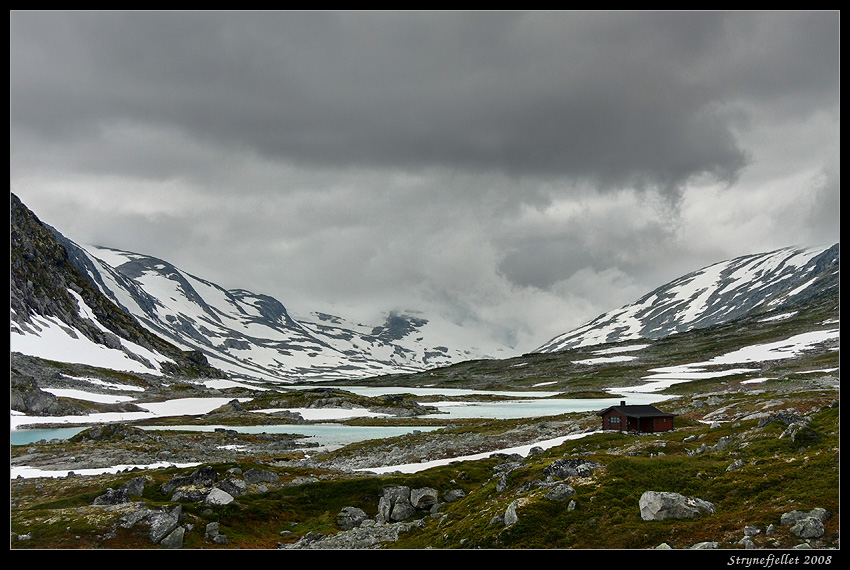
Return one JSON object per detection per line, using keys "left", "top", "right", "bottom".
{"left": 9, "top": 11, "right": 840, "bottom": 352}
{"left": 11, "top": 11, "right": 836, "bottom": 200}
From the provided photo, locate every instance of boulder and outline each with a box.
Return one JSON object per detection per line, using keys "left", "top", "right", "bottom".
{"left": 243, "top": 468, "right": 280, "bottom": 484}
{"left": 504, "top": 498, "right": 529, "bottom": 527}
{"left": 121, "top": 476, "right": 148, "bottom": 497}
{"left": 337, "top": 506, "right": 369, "bottom": 530}
{"left": 93, "top": 487, "right": 131, "bottom": 505}
{"left": 781, "top": 508, "right": 830, "bottom": 526}
{"left": 217, "top": 478, "right": 247, "bottom": 497}
{"left": 781, "top": 508, "right": 830, "bottom": 539}
{"left": 443, "top": 489, "right": 466, "bottom": 503}
{"left": 410, "top": 487, "right": 439, "bottom": 509}
{"left": 377, "top": 486, "right": 415, "bottom": 522}
{"left": 206, "top": 521, "right": 229, "bottom": 544}
{"left": 790, "top": 518, "right": 825, "bottom": 539}
{"left": 205, "top": 488, "right": 235, "bottom": 506}
{"left": 780, "top": 423, "right": 820, "bottom": 444}
{"left": 544, "top": 483, "right": 576, "bottom": 502}
{"left": 544, "top": 458, "right": 603, "bottom": 479}
{"left": 161, "top": 466, "right": 218, "bottom": 495}
{"left": 149, "top": 505, "right": 182, "bottom": 544}
{"left": 159, "top": 526, "right": 185, "bottom": 548}
{"left": 504, "top": 500, "right": 520, "bottom": 527}
{"left": 639, "top": 491, "right": 716, "bottom": 521}
{"left": 171, "top": 487, "right": 209, "bottom": 503}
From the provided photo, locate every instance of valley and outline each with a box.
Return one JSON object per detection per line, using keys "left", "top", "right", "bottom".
{"left": 11, "top": 289, "right": 840, "bottom": 550}
{"left": 9, "top": 193, "right": 839, "bottom": 550}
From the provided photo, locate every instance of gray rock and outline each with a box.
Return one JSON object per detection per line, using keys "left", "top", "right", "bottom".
{"left": 726, "top": 459, "right": 746, "bottom": 472}
{"left": 159, "top": 526, "right": 185, "bottom": 548}
{"left": 639, "top": 491, "right": 716, "bottom": 521}
{"left": 291, "top": 476, "right": 318, "bottom": 485}
{"left": 243, "top": 468, "right": 279, "bottom": 484}
{"left": 543, "top": 458, "right": 603, "bottom": 479}
{"left": 281, "top": 520, "right": 422, "bottom": 549}
{"left": 504, "top": 500, "right": 520, "bottom": 527}
{"left": 743, "top": 525, "right": 761, "bottom": 537}
{"left": 171, "top": 486, "right": 209, "bottom": 503}
{"left": 691, "top": 541, "right": 719, "bottom": 549}
{"left": 121, "top": 476, "right": 147, "bottom": 497}
{"left": 377, "top": 486, "right": 415, "bottom": 522}
{"left": 758, "top": 413, "right": 805, "bottom": 428}
{"left": 410, "top": 487, "right": 439, "bottom": 509}
{"left": 149, "top": 505, "right": 182, "bottom": 544}
{"left": 217, "top": 478, "right": 247, "bottom": 497}
{"left": 205, "top": 487, "right": 235, "bottom": 506}
{"left": 205, "top": 521, "right": 229, "bottom": 544}
{"left": 337, "top": 506, "right": 369, "bottom": 530}
{"left": 781, "top": 508, "right": 831, "bottom": 526}
{"left": 544, "top": 483, "right": 576, "bottom": 502}
{"left": 93, "top": 487, "right": 130, "bottom": 505}
{"left": 161, "top": 466, "right": 218, "bottom": 495}
{"left": 780, "top": 423, "right": 819, "bottom": 444}
{"left": 790, "top": 518, "right": 825, "bottom": 539}
{"left": 443, "top": 488, "right": 466, "bottom": 503}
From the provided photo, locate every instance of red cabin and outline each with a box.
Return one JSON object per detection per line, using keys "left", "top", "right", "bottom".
{"left": 599, "top": 401, "right": 675, "bottom": 433}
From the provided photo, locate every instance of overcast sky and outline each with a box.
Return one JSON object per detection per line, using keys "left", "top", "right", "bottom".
{"left": 10, "top": 11, "right": 840, "bottom": 354}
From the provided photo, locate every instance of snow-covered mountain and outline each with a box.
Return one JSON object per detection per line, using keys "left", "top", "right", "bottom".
{"left": 11, "top": 194, "right": 226, "bottom": 379}
{"left": 10, "top": 194, "right": 509, "bottom": 383}
{"left": 535, "top": 244, "right": 839, "bottom": 353}
{"left": 65, "top": 244, "right": 509, "bottom": 382}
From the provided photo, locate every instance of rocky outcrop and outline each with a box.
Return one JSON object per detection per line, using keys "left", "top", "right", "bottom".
{"left": 337, "top": 507, "right": 369, "bottom": 530}
{"left": 284, "top": 484, "right": 453, "bottom": 549}
{"left": 543, "top": 458, "right": 603, "bottom": 479}
{"left": 10, "top": 375, "right": 82, "bottom": 416}
{"left": 11, "top": 193, "right": 228, "bottom": 379}
{"left": 781, "top": 508, "right": 830, "bottom": 539}
{"left": 377, "top": 486, "right": 417, "bottom": 522}
{"left": 281, "top": 519, "right": 424, "bottom": 549}
{"left": 639, "top": 491, "right": 716, "bottom": 521}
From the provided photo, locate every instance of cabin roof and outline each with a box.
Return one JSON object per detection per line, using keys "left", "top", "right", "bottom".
{"left": 598, "top": 404, "right": 676, "bottom": 418}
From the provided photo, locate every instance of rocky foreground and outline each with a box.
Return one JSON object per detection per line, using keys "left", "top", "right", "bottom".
{"left": 11, "top": 383, "right": 840, "bottom": 550}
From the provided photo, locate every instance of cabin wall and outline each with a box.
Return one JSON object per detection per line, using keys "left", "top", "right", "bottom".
{"left": 601, "top": 411, "right": 674, "bottom": 433}
{"left": 601, "top": 410, "right": 627, "bottom": 431}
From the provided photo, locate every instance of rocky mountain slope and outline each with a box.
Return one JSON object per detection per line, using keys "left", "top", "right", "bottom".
{"left": 535, "top": 243, "right": 839, "bottom": 353}
{"left": 10, "top": 192, "right": 838, "bottom": 387}
{"left": 10, "top": 194, "right": 510, "bottom": 384}
{"left": 11, "top": 194, "right": 225, "bottom": 379}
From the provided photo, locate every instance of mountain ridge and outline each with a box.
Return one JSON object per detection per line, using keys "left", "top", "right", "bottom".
{"left": 10, "top": 193, "right": 226, "bottom": 379}
{"left": 10, "top": 193, "right": 838, "bottom": 385}
{"left": 535, "top": 243, "right": 839, "bottom": 354}
{"left": 11, "top": 193, "right": 511, "bottom": 383}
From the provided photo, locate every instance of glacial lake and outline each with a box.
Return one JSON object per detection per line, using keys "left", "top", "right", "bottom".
{"left": 10, "top": 387, "right": 672, "bottom": 447}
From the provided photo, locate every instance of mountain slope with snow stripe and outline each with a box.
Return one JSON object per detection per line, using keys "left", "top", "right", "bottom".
{"left": 535, "top": 244, "right": 839, "bottom": 353}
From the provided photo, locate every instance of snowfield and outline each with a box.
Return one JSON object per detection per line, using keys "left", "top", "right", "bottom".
{"left": 11, "top": 324, "right": 838, "bottom": 478}
{"left": 621, "top": 328, "right": 840, "bottom": 394}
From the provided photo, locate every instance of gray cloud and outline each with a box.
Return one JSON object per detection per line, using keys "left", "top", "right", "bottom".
{"left": 14, "top": 12, "right": 829, "bottom": 194}
{"left": 10, "top": 11, "right": 840, "bottom": 352}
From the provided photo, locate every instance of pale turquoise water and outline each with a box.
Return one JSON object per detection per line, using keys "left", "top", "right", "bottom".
{"left": 10, "top": 388, "right": 670, "bottom": 446}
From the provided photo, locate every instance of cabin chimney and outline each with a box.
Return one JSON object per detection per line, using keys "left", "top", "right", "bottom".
{"left": 620, "top": 401, "right": 626, "bottom": 406}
